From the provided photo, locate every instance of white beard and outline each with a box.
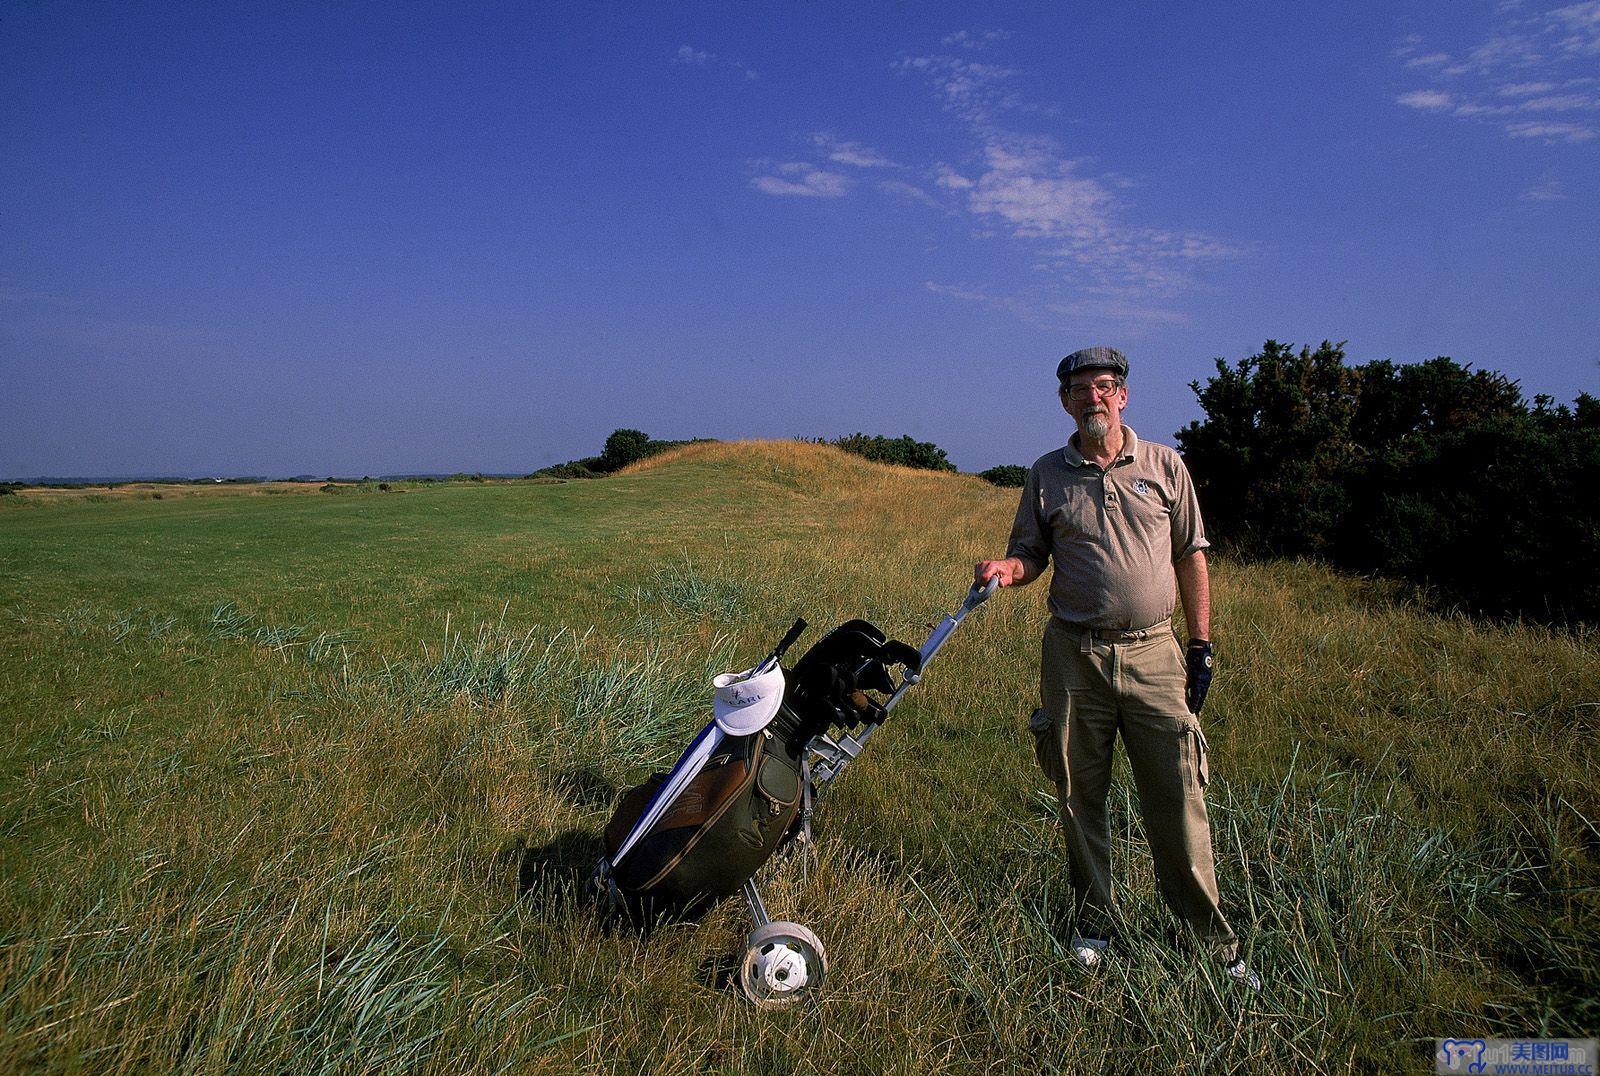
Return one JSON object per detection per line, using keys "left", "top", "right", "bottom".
{"left": 1083, "top": 413, "right": 1110, "bottom": 440}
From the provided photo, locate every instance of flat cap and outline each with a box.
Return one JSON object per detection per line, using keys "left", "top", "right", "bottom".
{"left": 1056, "top": 346, "right": 1129, "bottom": 382}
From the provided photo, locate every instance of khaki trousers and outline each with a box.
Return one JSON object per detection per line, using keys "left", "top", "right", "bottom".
{"left": 1032, "top": 617, "right": 1238, "bottom": 962}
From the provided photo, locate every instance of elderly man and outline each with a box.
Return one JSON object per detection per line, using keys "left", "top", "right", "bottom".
{"left": 975, "top": 346, "right": 1258, "bottom": 989}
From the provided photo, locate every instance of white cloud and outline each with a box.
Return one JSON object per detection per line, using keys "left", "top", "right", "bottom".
{"left": 1549, "top": 0, "right": 1600, "bottom": 55}
{"left": 942, "top": 29, "right": 1010, "bottom": 50}
{"left": 810, "top": 133, "right": 897, "bottom": 168}
{"left": 1396, "top": 5, "right": 1600, "bottom": 143}
{"left": 879, "top": 179, "right": 940, "bottom": 206}
{"left": 1392, "top": 34, "right": 1425, "bottom": 57}
{"left": 1521, "top": 177, "right": 1568, "bottom": 198}
{"left": 750, "top": 164, "right": 853, "bottom": 197}
{"left": 749, "top": 44, "right": 1241, "bottom": 327}
{"left": 1398, "top": 89, "right": 1455, "bottom": 110}
{"left": 1505, "top": 120, "right": 1598, "bottom": 139}
{"left": 966, "top": 139, "right": 1114, "bottom": 240}
{"left": 1499, "top": 79, "right": 1559, "bottom": 94}
{"left": 894, "top": 54, "right": 1019, "bottom": 124}
{"left": 923, "top": 281, "right": 1190, "bottom": 329}
{"left": 1518, "top": 92, "right": 1599, "bottom": 109}
{"left": 674, "top": 44, "right": 758, "bottom": 79}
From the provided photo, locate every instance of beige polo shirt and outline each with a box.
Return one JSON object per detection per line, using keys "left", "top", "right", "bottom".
{"left": 1006, "top": 426, "right": 1209, "bottom": 630}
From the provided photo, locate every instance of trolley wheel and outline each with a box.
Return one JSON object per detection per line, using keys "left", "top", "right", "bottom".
{"left": 737, "top": 920, "right": 827, "bottom": 1009}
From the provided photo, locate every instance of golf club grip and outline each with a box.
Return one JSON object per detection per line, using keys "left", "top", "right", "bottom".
{"left": 770, "top": 618, "right": 807, "bottom": 662}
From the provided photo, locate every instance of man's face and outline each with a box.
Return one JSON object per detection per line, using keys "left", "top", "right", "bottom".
{"left": 1061, "top": 369, "right": 1127, "bottom": 440}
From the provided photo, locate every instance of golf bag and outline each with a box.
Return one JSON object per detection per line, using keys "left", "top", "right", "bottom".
{"left": 599, "top": 618, "right": 923, "bottom": 916}
{"left": 589, "top": 578, "right": 995, "bottom": 1006}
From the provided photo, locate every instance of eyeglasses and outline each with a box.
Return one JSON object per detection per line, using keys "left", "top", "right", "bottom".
{"left": 1064, "top": 377, "right": 1124, "bottom": 402}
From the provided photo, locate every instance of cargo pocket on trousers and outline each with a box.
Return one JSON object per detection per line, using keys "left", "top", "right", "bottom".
{"left": 1030, "top": 707, "right": 1066, "bottom": 785}
{"left": 1189, "top": 723, "right": 1210, "bottom": 789}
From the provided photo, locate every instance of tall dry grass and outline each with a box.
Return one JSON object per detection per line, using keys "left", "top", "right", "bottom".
{"left": 0, "top": 440, "right": 1594, "bottom": 1072}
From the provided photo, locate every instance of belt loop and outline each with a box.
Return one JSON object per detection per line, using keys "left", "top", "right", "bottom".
{"left": 1079, "top": 629, "right": 1092, "bottom": 655}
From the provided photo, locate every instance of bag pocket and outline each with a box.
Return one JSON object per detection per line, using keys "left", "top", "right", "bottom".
{"left": 1030, "top": 707, "right": 1066, "bottom": 785}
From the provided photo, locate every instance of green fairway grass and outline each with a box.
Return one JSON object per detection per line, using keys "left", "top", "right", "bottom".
{"left": 1, "top": 441, "right": 1595, "bottom": 1072}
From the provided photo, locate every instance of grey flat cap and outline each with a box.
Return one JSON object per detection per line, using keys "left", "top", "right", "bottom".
{"left": 1057, "top": 346, "right": 1129, "bottom": 382}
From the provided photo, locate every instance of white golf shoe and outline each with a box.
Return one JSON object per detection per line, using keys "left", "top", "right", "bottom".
{"left": 1223, "top": 958, "right": 1262, "bottom": 991}
{"left": 1070, "top": 936, "right": 1109, "bottom": 969}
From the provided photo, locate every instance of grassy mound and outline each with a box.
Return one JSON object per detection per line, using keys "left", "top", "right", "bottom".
{"left": 0, "top": 441, "right": 1594, "bottom": 1071}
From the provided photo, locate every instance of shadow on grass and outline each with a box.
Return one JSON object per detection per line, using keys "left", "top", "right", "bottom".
{"left": 515, "top": 828, "right": 727, "bottom": 941}
{"left": 516, "top": 828, "right": 604, "bottom": 908}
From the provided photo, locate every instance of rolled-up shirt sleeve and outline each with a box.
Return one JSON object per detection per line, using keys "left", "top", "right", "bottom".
{"left": 1004, "top": 464, "right": 1050, "bottom": 574}
{"left": 1169, "top": 455, "right": 1210, "bottom": 561}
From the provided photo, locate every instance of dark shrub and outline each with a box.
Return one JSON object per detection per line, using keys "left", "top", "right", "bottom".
{"left": 600, "top": 428, "right": 654, "bottom": 471}
{"left": 1178, "top": 341, "right": 1598, "bottom": 624}
{"left": 979, "top": 465, "right": 1027, "bottom": 487}
{"left": 831, "top": 434, "right": 956, "bottom": 473}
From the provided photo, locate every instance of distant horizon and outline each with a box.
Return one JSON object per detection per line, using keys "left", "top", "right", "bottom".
{"left": 6, "top": 3, "right": 1596, "bottom": 478}
{"left": 4, "top": 471, "right": 535, "bottom": 486}
{"left": 6, "top": 347, "right": 1595, "bottom": 485}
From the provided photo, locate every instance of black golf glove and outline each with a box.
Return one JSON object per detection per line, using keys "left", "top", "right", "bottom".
{"left": 1185, "top": 639, "right": 1213, "bottom": 715}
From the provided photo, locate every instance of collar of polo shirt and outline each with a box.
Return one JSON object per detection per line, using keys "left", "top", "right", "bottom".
{"left": 1063, "top": 425, "right": 1140, "bottom": 468}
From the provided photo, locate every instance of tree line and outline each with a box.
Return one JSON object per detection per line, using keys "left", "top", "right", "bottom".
{"left": 540, "top": 341, "right": 1596, "bottom": 627}
{"left": 1177, "top": 340, "right": 1597, "bottom": 625}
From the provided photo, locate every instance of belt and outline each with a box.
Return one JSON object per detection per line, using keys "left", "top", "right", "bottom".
{"left": 1052, "top": 617, "right": 1169, "bottom": 643}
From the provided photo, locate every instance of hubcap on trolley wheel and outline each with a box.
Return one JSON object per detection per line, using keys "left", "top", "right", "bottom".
{"left": 737, "top": 921, "right": 827, "bottom": 1008}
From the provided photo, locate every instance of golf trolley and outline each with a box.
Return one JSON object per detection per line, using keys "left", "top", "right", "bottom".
{"left": 592, "top": 577, "right": 997, "bottom": 1008}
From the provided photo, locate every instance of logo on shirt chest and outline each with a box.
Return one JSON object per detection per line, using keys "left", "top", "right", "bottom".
{"left": 1133, "top": 478, "right": 1151, "bottom": 496}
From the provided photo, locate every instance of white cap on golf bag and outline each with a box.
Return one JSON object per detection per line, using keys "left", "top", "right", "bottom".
{"left": 712, "top": 664, "right": 785, "bottom": 736}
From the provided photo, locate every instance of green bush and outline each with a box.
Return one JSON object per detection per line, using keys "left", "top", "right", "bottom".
{"left": 831, "top": 433, "right": 956, "bottom": 472}
{"left": 599, "top": 429, "right": 654, "bottom": 471}
{"left": 978, "top": 464, "right": 1027, "bottom": 487}
{"left": 1178, "top": 341, "right": 1599, "bottom": 623}
{"left": 536, "top": 430, "right": 709, "bottom": 480}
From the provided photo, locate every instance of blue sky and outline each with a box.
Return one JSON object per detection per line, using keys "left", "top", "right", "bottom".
{"left": 4, "top": 1, "right": 1597, "bottom": 478}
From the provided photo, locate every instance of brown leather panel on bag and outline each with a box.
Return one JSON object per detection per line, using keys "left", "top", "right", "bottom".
{"left": 602, "top": 774, "right": 663, "bottom": 856}
{"left": 653, "top": 756, "right": 752, "bottom": 833}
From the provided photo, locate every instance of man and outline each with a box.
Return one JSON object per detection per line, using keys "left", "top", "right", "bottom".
{"left": 974, "top": 346, "right": 1259, "bottom": 989}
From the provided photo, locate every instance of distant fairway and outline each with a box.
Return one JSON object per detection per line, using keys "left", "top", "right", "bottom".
{"left": 1, "top": 441, "right": 1595, "bottom": 1073}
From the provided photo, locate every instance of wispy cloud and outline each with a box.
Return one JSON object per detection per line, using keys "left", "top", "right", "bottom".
{"left": 748, "top": 36, "right": 1240, "bottom": 329}
{"left": 1499, "top": 80, "right": 1559, "bottom": 94}
{"left": 672, "top": 44, "right": 757, "bottom": 80}
{"left": 897, "top": 50, "right": 1239, "bottom": 304}
{"left": 922, "top": 281, "right": 1191, "bottom": 328}
{"left": 1521, "top": 177, "right": 1568, "bottom": 198}
{"left": 893, "top": 54, "right": 1021, "bottom": 125}
{"left": 1505, "top": 120, "right": 1597, "bottom": 140}
{"left": 810, "top": 133, "right": 897, "bottom": 168}
{"left": 941, "top": 29, "right": 1011, "bottom": 51}
{"left": 749, "top": 163, "right": 852, "bottom": 198}
{"left": 1394, "top": 3, "right": 1600, "bottom": 142}
{"left": 1398, "top": 89, "right": 1455, "bottom": 110}
{"left": 878, "top": 179, "right": 940, "bottom": 207}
